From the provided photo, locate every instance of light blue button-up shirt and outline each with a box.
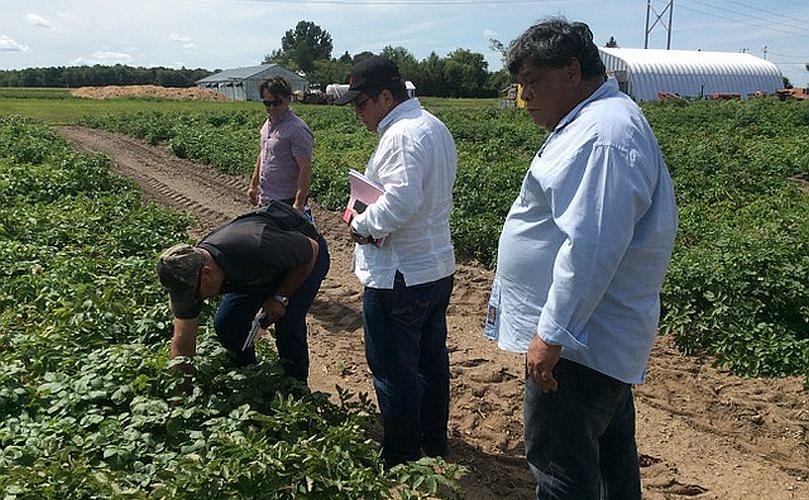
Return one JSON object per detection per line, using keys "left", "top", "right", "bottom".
{"left": 487, "top": 78, "right": 678, "bottom": 384}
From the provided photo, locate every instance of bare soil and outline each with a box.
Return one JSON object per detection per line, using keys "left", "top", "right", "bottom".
{"left": 58, "top": 126, "right": 809, "bottom": 500}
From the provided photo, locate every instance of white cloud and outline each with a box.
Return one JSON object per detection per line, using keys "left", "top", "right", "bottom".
{"left": 0, "top": 35, "right": 30, "bottom": 52}
{"left": 72, "top": 50, "right": 133, "bottom": 65}
{"left": 183, "top": 43, "right": 198, "bottom": 50}
{"left": 26, "top": 13, "right": 52, "bottom": 29}
{"left": 169, "top": 32, "right": 192, "bottom": 43}
{"left": 484, "top": 29, "right": 498, "bottom": 38}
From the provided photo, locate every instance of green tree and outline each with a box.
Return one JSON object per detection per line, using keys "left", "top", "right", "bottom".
{"left": 416, "top": 51, "right": 446, "bottom": 96}
{"left": 443, "top": 48, "right": 492, "bottom": 97}
{"left": 264, "top": 20, "right": 333, "bottom": 74}
{"left": 308, "top": 59, "right": 351, "bottom": 90}
{"left": 380, "top": 46, "right": 419, "bottom": 80}
{"left": 338, "top": 51, "right": 353, "bottom": 64}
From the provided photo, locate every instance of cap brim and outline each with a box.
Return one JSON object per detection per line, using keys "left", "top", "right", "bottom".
{"left": 335, "top": 89, "right": 361, "bottom": 106}
{"left": 168, "top": 287, "right": 197, "bottom": 318}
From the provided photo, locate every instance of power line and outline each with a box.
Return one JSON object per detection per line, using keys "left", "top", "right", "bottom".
{"left": 715, "top": 0, "right": 809, "bottom": 32}
{"left": 677, "top": 0, "right": 806, "bottom": 38}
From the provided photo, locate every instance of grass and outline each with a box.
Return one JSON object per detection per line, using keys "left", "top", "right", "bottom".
{"left": 1, "top": 87, "right": 501, "bottom": 125}
{"left": 0, "top": 95, "right": 254, "bottom": 125}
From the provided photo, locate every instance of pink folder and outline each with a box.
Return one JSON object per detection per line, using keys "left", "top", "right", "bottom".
{"left": 343, "top": 169, "right": 384, "bottom": 223}
{"left": 343, "top": 169, "right": 386, "bottom": 246}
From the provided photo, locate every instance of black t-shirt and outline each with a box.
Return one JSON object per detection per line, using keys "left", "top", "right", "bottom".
{"left": 175, "top": 213, "right": 313, "bottom": 319}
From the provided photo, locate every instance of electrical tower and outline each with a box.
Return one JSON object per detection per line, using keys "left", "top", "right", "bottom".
{"left": 644, "top": 0, "right": 674, "bottom": 49}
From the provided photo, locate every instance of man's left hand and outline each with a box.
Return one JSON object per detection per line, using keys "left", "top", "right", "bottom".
{"left": 349, "top": 227, "right": 374, "bottom": 245}
{"left": 262, "top": 298, "right": 286, "bottom": 324}
{"left": 527, "top": 334, "right": 562, "bottom": 393}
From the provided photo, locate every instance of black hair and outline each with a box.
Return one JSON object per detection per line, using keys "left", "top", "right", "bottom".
{"left": 259, "top": 76, "right": 292, "bottom": 100}
{"left": 507, "top": 17, "right": 606, "bottom": 80}
{"left": 365, "top": 80, "right": 409, "bottom": 103}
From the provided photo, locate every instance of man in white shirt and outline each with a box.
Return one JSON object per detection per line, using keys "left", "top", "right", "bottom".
{"left": 486, "top": 18, "right": 678, "bottom": 499}
{"left": 336, "top": 56, "right": 457, "bottom": 467}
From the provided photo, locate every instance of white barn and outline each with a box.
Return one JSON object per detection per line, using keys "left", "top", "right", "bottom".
{"left": 196, "top": 64, "right": 308, "bottom": 102}
{"left": 599, "top": 48, "right": 783, "bottom": 102}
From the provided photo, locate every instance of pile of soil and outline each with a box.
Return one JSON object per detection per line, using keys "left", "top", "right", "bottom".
{"left": 70, "top": 84, "right": 228, "bottom": 101}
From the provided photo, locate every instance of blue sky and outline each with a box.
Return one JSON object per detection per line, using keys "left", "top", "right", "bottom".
{"left": 1, "top": 0, "right": 807, "bottom": 87}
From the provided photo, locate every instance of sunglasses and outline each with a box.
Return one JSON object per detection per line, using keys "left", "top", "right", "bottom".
{"left": 262, "top": 98, "right": 283, "bottom": 107}
{"left": 352, "top": 95, "right": 372, "bottom": 111}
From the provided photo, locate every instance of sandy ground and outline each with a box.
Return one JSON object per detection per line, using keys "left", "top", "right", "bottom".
{"left": 58, "top": 126, "right": 808, "bottom": 499}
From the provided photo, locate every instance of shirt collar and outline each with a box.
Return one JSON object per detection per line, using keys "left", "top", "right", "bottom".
{"left": 551, "top": 78, "right": 618, "bottom": 134}
{"left": 269, "top": 108, "right": 294, "bottom": 127}
{"left": 377, "top": 98, "right": 420, "bottom": 135}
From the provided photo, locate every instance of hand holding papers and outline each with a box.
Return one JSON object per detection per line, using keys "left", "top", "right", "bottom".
{"left": 343, "top": 169, "right": 385, "bottom": 247}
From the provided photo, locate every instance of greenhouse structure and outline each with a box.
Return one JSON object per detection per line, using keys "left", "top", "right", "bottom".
{"left": 598, "top": 47, "right": 784, "bottom": 101}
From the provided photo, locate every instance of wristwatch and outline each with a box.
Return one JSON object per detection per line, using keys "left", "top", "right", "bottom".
{"left": 274, "top": 294, "right": 289, "bottom": 307}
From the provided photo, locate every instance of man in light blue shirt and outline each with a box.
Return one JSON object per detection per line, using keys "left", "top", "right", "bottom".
{"left": 486, "top": 18, "right": 678, "bottom": 499}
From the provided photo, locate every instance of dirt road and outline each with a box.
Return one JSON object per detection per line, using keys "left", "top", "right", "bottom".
{"left": 58, "top": 126, "right": 808, "bottom": 499}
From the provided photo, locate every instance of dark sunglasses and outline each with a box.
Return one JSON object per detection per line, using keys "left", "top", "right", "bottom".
{"left": 352, "top": 95, "right": 372, "bottom": 111}
{"left": 262, "top": 98, "right": 283, "bottom": 107}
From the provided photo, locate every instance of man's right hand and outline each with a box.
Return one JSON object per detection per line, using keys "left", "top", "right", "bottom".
{"left": 527, "top": 334, "right": 561, "bottom": 393}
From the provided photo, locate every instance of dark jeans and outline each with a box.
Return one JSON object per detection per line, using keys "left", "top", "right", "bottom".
{"left": 363, "top": 271, "right": 454, "bottom": 467}
{"left": 524, "top": 358, "right": 641, "bottom": 500}
{"left": 213, "top": 235, "right": 330, "bottom": 383}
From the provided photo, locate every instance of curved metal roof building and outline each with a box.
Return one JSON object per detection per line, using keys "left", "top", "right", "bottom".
{"left": 599, "top": 48, "right": 783, "bottom": 101}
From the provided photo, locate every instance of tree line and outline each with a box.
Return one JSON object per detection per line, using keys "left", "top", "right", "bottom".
{"left": 0, "top": 19, "right": 515, "bottom": 97}
{"left": 0, "top": 65, "right": 213, "bottom": 88}
{"left": 265, "top": 20, "right": 511, "bottom": 98}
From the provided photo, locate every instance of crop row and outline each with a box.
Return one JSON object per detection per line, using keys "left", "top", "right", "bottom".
{"left": 0, "top": 115, "right": 462, "bottom": 498}
{"left": 79, "top": 98, "right": 809, "bottom": 381}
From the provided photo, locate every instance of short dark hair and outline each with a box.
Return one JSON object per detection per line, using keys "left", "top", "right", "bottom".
{"left": 507, "top": 17, "right": 606, "bottom": 80}
{"left": 259, "top": 76, "right": 292, "bottom": 100}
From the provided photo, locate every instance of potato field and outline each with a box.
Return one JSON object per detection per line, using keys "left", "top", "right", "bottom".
{"left": 1, "top": 91, "right": 808, "bottom": 498}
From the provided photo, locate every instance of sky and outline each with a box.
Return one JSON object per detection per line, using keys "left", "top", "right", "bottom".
{"left": 1, "top": 0, "right": 807, "bottom": 87}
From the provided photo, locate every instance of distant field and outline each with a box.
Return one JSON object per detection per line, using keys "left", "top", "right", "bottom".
{"left": 0, "top": 87, "right": 498, "bottom": 124}
{"left": 0, "top": 89, "right": 253, "bottom": 125}
{"left": 0, "top": 87, "right": 71, "bottom": 99}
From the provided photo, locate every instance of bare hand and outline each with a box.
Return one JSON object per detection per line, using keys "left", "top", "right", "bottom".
{"left": 262, "top": 298, "right": 286, "bottom": 324}
{"left": 527, "top": 335, "right": 562, "bottom": 393}
{"left": 349, "top": 227, "right": 374, "bottom": 245}
{"left": 247, "top": 186, "right": 259, "bottom": 206}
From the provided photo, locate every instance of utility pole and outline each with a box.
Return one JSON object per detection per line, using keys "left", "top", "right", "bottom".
{"left": 644, "top": 0, "right": 675, "bottom": 49}
{"left": 762, "top": 46, "right": 767, "bottom": 60}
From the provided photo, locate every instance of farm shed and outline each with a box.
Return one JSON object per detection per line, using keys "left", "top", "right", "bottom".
{"left": 598, "top": 47, "right": 783, "bottom": 102}
{"left": 196, "top": 64, "right": 308, "bottom": 102}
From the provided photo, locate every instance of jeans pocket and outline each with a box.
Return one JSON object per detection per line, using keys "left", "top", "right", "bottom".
{"left": 391, "top": 285, "right": 431, "bottom": 327}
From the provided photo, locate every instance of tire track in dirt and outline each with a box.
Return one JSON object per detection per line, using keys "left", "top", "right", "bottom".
{"left": 56, "top": 126, "right": 808, "bottom": 500}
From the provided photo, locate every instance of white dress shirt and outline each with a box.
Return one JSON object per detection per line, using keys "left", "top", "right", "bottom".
{"left": 351, "top": 98, "right": 457, "bottom": 289}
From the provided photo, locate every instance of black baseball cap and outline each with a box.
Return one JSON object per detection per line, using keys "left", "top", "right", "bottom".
{"left": 335, "top": 56, "right": 402, "bottom": 105}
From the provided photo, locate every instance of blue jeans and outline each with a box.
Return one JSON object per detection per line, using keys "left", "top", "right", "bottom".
{"left": 363, "top": 272, "right": 454, "bottom": 467}
{"left": 524, "top": 358, "right": 641, "bottom": 500}
{"left": 213, "top": 235, "right": 330, "bottom": 383}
